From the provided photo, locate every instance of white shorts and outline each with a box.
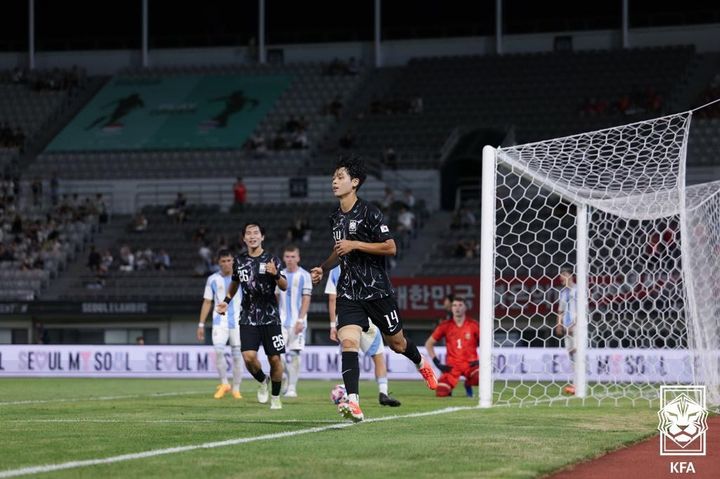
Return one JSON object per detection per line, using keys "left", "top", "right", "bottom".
{"left": 282, "top": 324, "right": 306, "bottom": 351}
{"left": 212, "top": 324, "right": 241, "bottom": 348}
{"left": 360, "top": 322, "right": 384, "bottom": 356}
{"left": 564, "top": 333, "right": 575, "bottom": 352}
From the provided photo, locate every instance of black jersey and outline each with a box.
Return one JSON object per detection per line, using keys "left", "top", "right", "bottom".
{"left": 330, "top": 197, "right": 395, "bottom": 301}
{"left": 232, "top": 251, "right": 284, "bottom": 326}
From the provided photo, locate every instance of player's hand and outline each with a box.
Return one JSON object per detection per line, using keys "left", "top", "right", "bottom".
{"left": 329, "top": 325, "right": 338, "bottom": 343}
{"left": 333, "top": 239, "right": 355, "bottom": 256}
{"left": 433, "top": 357, "right": 452, "bottom": 373}
{"left": 468, "top": 360, "right": 479, "bottom": 368}
{"left": 196, "top": 326, "right": 205, "bottom": 342}
{"left": 216, "top": 303, "right": 228, "bottom": 315}
{"left": 310, "top": 266, "right": 324, "bottom": 284}
{"left": 265, "top": 261, "right": 278, "bottom": 276}
{"left": 294, "top": 321, "right": 305, "bottom": 335}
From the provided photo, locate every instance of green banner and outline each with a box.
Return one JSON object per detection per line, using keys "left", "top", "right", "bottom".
{"left": 47, "top": 74, "right": 290, "bottom": 151}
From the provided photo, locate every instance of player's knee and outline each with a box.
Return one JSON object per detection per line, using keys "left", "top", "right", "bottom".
{"left": 436, "top": 383, "right": 453, "bottom": 397}
{"left": 340, "top": 338, "right": 359, "bottom": 350}
{"left": 230, "top": 346, "right": 242, "bottom": 358}
{"left": 385, "top": 334, "right": 406, "bottom": 353}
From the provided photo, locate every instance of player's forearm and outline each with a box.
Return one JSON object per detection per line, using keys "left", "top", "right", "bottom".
{"left": 276, "top": 275, "right": 288, "bottom": 291}
{"left": 328, "top": 296, "right": 336, "bottom": 325}
{"left": 299, "top": 296, "right": 311, "bottom": 319}
{"left": 199, "top": 301, "right": 212, "bottom": 323}
{"left": 320, "top": 252, "right": 339, "bottom": 272}
{"left": 225, "top": 281, "right": 239, "bottom": 300}
{"left": 352, "top": 239, "right": 396, "bottom": 256}
{"left": 425, "top": 339, "right": 437, "bottom": 359}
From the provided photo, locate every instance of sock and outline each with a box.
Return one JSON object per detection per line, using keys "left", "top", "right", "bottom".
{"left": 215, "top": 349, "right": 228, "bottom": 384}
{"left": 288, "top": 351, "right": 301, "bottom": 391}
{"left": 348, "top": 393, "right": 359, "bottom": 404}
{"left": 251, "top": 368, "right": 267, "bottom": 383}
{"left": 377, "top": 377, "right": 388, "bottom": 395}
{"left": 464, "top": 383, "right": 473, "bottom": 397}
{"left": 271, "top": 380, "right": 282, "bottom": 396}
{"left": 341, "top": 351, "right": 360, "bottom": 396}
{"left": 401, "top": 337, "right": 422, "bottom": 366}
{"left": 231, "top": 347, "right": 243, "bottom": 390}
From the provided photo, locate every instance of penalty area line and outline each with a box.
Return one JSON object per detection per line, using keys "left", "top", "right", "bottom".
{"left": 0, "top": 406, "right": 476, "bottom": 478}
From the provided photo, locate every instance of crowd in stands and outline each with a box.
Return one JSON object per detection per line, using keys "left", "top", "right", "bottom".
{"left": 578, "top": 87, "right": 663, "bottom": 117}
{"left": 3, "top": 66, "right": 86, "bottom": 92}
{"left": 244, "top": 115, "right": 310, "bottom": 155}
{"left": 0, "top": 186, "right": 102, "bottom": 274}
{"left": 369, "top": 95, "right": 424, "bottom": 116}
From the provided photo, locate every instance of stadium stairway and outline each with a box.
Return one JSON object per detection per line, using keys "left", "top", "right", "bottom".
{"left": 392, "top": 210, "right": 453, "bottom": 277}
{"left": 39, "top": 215, "right": 130, "bottom": 300}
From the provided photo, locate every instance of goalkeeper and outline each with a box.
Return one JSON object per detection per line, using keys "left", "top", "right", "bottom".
{"left": 424, "top": 296, "right": 480, "bottom": 397}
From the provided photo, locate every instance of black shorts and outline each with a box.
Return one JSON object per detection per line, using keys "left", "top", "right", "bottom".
{"left": 336, "top": 296, "right": 403, "bottom": 336}
{"left": 240, "top": 324, "right": 286, "bottom": 355}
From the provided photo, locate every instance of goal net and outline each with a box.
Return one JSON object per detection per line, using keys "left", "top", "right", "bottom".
{"left": 478, "top": 111, "right": 720, "bottom": 409}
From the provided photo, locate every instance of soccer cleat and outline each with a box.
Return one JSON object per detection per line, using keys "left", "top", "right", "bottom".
{"left": 270, "top": 396, "right": 282, "bottom": 410}
{"left": 563, "top": 385, "right": 576, "bottom": 395}
{"left": 378, "top": 393, "right": 401, "bottom": 407}
{"left": 337, "top": 400, "right": 364, "bottom": 422}
{"left": 257, "top": 377, "right": 270, "bottom": 404}
{"left": 283, "top": 388, "right": 298, "bottom": 398}
{"left": 232, "top": 390, "right": 243, "bottom": 400}
{"left": 418, "top": 357, "right": 438, "bottom": 390}
{"left": 214, "top": 384, "right": 231, "bottom": 399}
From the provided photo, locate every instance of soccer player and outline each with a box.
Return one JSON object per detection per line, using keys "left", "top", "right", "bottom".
{"left": 276, "top": 244, "right": 312, "bottom": 398}
{"left": 310, "top": 156, "right": 436, "bottom": 422}
{"left": 555, "top": 266, "right": 577, "bottom": 395}
{"left": 216, "top": 222, "right": 288, "bottom": 410}
{"left": 424, "top": 296, "right": 480, "bottom": 397}
{"left": 198, "top": 249, "right": 244, "bottom": 399}
{"left": 325, "top": 265, "right": 401, "bottom": 407}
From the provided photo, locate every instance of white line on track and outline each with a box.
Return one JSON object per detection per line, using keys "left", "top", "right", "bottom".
{"left": 0, "top": 390, "right": 209, "bottom": 406}
{"left": 0, "top": 406, "right": 476, "bottom": 478}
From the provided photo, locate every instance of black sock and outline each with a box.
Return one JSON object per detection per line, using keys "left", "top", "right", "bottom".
{"left": 271, "top": 381, "right": 281, "bottom": 396}
{"left": 401, "top": 336, "right": 422, "bottom": 365}
{"left": 251, "top": 369, "right": 266, "bottom": 383}
{"left": 341, "top": 351, "right": 360, "bottom": 395}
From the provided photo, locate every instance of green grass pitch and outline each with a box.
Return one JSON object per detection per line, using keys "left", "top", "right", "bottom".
{"left": 0, "top": 378, "right": 660, "bottom": 478}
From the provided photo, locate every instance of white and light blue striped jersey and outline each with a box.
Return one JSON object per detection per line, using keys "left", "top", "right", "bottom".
{"left": 558, "top": 286, "right": 577, "bottom": 328}
{"left": 276, "top": 267, "right": 313, "bottom": 328}
{"left": 323, "top": 265, "right": 341, "bottom": 296}
{"left": 203, "top": 272, "right": 242, "bottom": 328}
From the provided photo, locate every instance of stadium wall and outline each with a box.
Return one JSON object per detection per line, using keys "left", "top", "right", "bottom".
{"left": 0, "top": 24, "right": 718, "bottom": 74}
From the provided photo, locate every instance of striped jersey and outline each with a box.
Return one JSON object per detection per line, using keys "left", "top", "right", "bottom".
{"left": 276, "top": 266, "right": 313, "bottom": 328}
{"left": 203, "top": 272, "right": 242, "bottom": 328}
{"left": 323, "top": 265, "right": 341, "bottom": 296}
{"left": 558, "top": 286, "right": 577, "bottom": 328}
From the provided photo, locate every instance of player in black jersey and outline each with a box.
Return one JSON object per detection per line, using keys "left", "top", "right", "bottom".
{"left": 216, "top": 222, "right": 288, "bottom": 410}
{"left": 311, "top": 156, "right": 437, "bottom": 422}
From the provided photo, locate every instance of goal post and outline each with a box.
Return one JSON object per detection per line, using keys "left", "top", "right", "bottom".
{"left": 478, "top": 111, "right": 720, "bottom": 408}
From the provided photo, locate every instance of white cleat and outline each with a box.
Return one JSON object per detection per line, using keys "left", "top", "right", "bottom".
{"left": 283, "top": 389, "right": 298, "bottom": 398}
{"left": 257, "top": 377, "right": 270, "bottom": 404}
{"left": 270, "top": 396, "right": 283, "bottom": 410}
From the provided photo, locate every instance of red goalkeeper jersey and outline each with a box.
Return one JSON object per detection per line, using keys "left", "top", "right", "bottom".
{"left": 431, "top": 317, "right": 480, "bottom": 366}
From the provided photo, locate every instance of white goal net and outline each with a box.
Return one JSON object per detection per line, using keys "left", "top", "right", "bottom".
{"left": 478, "top": 111, "right": 720, "bottom": 409}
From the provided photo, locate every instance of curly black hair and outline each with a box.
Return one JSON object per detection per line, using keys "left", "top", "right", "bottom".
{"left": 335, "top": 155, "right": 367, "bottom": 191}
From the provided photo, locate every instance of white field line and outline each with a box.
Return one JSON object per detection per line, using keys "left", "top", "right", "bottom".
{"left": 10, "top": 418, "right": 342, "bottom": 424}
{"left": 0, "top": 406, "right": 476, "bottom": 478}
{"left": 0, "top": 390, "right": 209, "bottom": 406}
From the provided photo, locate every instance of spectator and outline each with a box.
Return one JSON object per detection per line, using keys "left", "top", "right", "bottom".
{"left": 118, "top": 245, "right": 135, "bottom": 272}
{"left": 291, "top": 129, "right": 309, "bottom": 149}
{"left": 166, "top": 192, "right": 187, "bottom": 223}
{"left": 136, "top": 336, "right": 145, "bottom": 345}
{"left": 402, "top": 188, "right": 416, "bottom": 209}
{"left": 154, "top": 249, "right": 171, "bottom": 270}
{"left": 287, "top": 216, "right": 312, "bottom": 243}
{"left": 87, "top": 244, "right": 101, "bottom": 272}
{"left": 99, "top": 249, "right": 114, "bottom": 274}
{"left": 233, "top": 177, "right": 247, "bottom": 210}
{"left": 381, "top": 187, "right": 395, "bottom": 210}
{"left": 396, "top": 206, "right": 415, "bottom": 236}
{"left": 131, "top": 213, "right": 148, "bottom": 232}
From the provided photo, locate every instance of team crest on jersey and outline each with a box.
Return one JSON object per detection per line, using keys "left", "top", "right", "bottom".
{"left": 349, "top": 220, "right": 358, "bottom": 233}
{"left": 465, "top": 333, "right": 471, "bottom": 340}
{"left": 259, "top": 263, "right": 266, "bottom": 274}
{"left": 380, "top": 225, "right": 389, "bottom": 233}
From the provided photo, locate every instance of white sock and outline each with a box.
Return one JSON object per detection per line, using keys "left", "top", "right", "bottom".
{"left": 232, "top": 348, "right": 243, "bottom": 390}
{"left": 377, "top": 377, "right": 388, "bottom": 395}
{"left": 215, "top": 349, "right": 228, "bottom": 384}
{"left": 288, "top": 352, "right": 301, "bottom": 391}
{"left": 348, "top": 393, "right": 359, "bottom": 404}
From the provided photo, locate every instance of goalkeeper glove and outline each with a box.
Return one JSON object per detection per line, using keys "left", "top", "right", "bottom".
{"left": 432, "top": 357, "right": 452, "bottom": 373}
{"left": 469, "top": 360, "right": 479, "bottom": 368}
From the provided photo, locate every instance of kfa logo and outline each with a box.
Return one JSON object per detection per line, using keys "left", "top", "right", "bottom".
{"left": 349, "top": 220, "right": 357, "bottom": 234}
{"left": 657, "top": 385, "right": 708, "bottom": 456}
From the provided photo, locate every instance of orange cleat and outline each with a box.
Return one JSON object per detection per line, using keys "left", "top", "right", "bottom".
{"left": 337, "top": 400, "right": 364, "bottom": 422}
{"left": 563, "top": 385, "right": 576, "bottom": 395}
{"left": 214, "top": 384, "right": 231, "bottom": 399}
{"left": 418, "top": 357, "right": 438, "bottom": 390}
